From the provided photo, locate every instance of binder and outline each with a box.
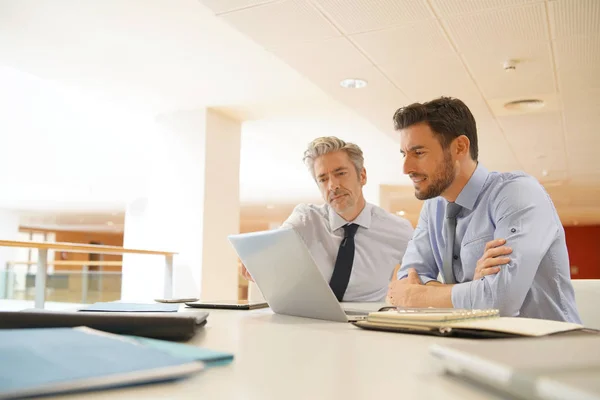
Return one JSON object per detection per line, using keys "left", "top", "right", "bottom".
{"left": 0, "top": 310, "right": 208, "bottom": 341}
{"left": 0, "top": 327, "right": 205, "bottom": 399}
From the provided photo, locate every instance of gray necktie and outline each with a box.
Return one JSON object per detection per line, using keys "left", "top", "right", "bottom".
{"left": 442, "top": 202, "right": 462, "bottom": 284}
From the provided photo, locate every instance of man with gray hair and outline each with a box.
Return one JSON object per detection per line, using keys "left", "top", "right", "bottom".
{"left": 242, "top": 136, "right": 414, "bottom": 302}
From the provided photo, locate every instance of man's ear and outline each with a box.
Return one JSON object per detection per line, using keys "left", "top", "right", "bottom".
{"left": 360, "top": 168, "right": 367, "bottom": 186}
{"left": 455, "top": 135, "right": 471, "bottom": 158}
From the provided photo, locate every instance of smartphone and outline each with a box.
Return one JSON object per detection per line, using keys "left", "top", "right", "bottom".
{"left": 154, "top": 297, "right": 199, "bottom": 304}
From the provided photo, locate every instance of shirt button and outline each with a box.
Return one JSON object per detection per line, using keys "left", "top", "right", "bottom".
{"left": 453, "top": 255, "right": 458, "bottom": 260}
{"left": 511, "top": 228, "right": 516, "bottom": 233}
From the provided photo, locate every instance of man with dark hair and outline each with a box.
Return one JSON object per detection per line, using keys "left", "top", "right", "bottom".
{"left": 387, "top": 96, "right": 581, "bottom": 323}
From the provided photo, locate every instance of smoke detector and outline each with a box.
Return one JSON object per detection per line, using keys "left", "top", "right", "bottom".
{"left": 503, "top": 59, "right": 518, "bottom": 72}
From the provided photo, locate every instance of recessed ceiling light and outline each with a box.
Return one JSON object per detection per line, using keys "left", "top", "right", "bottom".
{"left": 106, "top": 221, "right": 114, "bottom": 226}
{"left": 542, "top": 169, "right": 549, "bottom": 177}
{"left": 504, "top": 99, "right": 545, "bottom": 111}
{"left": 340, "top": 78, "right": 367, "bottom": 89}
{"left": 396, "top": 211, "right": 405, "bottom": 216}
{"left": 266, "top": 205, "right": 275, "bottom": 210}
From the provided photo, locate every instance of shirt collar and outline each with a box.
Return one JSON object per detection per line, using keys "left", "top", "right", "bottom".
{"left": 454, "top": 163, "right": 489, "bottom": 211}
{"left": 328, "top": 202, "right": 372, "bottom": 232}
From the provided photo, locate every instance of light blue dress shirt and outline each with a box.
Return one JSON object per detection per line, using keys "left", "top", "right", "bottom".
{"left": 399, "top": 163, "right": 581, "bottom": 323}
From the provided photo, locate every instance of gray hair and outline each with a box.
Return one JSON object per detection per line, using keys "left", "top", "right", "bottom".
{"left": 303, "top": 136, "right": 364, "bottom": 180}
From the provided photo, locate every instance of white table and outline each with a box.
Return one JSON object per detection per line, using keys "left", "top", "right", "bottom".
{"left": 51, "top": 305, "right": 505, "bottom": 400}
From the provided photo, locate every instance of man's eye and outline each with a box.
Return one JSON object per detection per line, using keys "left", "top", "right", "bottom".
{"left": 415, "top": 151, "right": 424, "bottom": 156}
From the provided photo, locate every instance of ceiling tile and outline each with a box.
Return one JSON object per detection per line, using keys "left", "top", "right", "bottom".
{"left": 462, "top": 41, "right": 556, "bottom": 99}
{"left": 563, "top": 107, "right": 600, "bottom": 140}
{"left": 554, "top": 36, "right": 600, "bottom": 72}
{"left": 549, "top": 0, "right": 600, "bottom": 38}
{"left": 271, "top": 36, "right": 372, "bottom": 79}
{"left": 497, "top": 112, "right": 568, "bottom": 176}
{"left": 220, "top": 0, "right": 340, "bottom": 49}
{"left": 430, "top": 0, "right": 542, "bottom": 17}
{"left": 312, "top": 0, "right": 434, "bottom": 35}
{"left": 558, "top": 67, "right": 600, "bottom": 92}
{"left": 443, "top": 2, "right": 549, "bottom": 53}
{"left": 329, "top": 66, "right": 409, "bottom": 107}
{"left": 383, "top": 53, "right": 480, "bottom": 102}
{"left": 198, "top": 0, "right": 277, "bottom": 15}
{"left": 350, "top": 19, "right": 454, "bottom": 66}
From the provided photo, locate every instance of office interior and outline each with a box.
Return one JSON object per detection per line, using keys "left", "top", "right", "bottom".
{"left": 2, "top": 1, "right": 600, "bottom": 399}
{"left": 1, "top": 0, "right": 598, "bottom": 306}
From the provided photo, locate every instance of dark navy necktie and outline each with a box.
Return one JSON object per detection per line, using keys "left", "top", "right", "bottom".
{"left": 329, "top": 223, "right": 360, "bottom": 302}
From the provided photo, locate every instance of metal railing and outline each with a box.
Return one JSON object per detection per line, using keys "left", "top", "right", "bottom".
{"left": 0, "top": 240, "right": 177, "bottom": 308}
{"left": 3, "top": 261, "right": 123, "bottom": 304}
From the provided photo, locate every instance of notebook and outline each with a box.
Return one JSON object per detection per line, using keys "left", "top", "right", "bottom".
{"left": 79, "top": 302, "right": 180, "bottom": 312}
{"left": 0, "top": 327, "right": 204, "bottom": 399}
{"left": 353, "top": 308, "right": 585, "bottom": 338}
{"left": 0, "top": 310, "right": 207, "bottom": 341}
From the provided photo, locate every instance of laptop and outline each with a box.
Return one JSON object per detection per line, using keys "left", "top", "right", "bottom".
{"left": 430, "top": 335, "right": 600, "bottom": 400}
{"left": 228, "top": 227, "right": 376, "bottom": 322}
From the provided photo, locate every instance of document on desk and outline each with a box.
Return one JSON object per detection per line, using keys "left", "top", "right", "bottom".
{"left": 353, "top": 308, "right": 584, "bottom": 338}
{"left": 79, "top": 302, "right": 180, "bottom": 312}
{"left": 0, "top": 327, "right": 204, "bottom": 400}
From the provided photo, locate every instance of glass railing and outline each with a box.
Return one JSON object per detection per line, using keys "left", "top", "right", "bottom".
{"left": 1, "top": 264, "right": 122, "bottom": 304}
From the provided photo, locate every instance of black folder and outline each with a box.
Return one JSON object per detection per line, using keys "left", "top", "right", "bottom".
{"left": 0, "top": 310, "right": 208, "bottom": 341}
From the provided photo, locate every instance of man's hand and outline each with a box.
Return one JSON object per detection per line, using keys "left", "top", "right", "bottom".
{"left": 241, "top": 264, "right": 254, "bottom": 282}
{"left": 474, "top": 239, "right": 512, "bottom": 280}
{"left": 387, "top": 268, "right": 422, "bottom": 306}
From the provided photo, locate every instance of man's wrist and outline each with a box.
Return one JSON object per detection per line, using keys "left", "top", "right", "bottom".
{"left": 418, "top": 285, "right": 454, "bottom": 308}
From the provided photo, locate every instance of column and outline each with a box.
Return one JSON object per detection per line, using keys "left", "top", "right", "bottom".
{"left": 0, "top": 210, "right": 20, "bottom": 299}
{"left": 121, "top": 108, "right": 241, "bottom": 301}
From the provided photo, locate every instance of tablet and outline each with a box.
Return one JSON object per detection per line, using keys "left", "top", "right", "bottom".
{"left": 185, "top": 300, "right": 269, "bottom": 310}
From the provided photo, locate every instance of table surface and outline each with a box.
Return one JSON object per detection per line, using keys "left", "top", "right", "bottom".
{"left": 46, "top": 303, "right": 505, "bottom": 400}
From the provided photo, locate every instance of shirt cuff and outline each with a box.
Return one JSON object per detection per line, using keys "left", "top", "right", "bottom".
{"left": 451, "top": 281, "right": 473, "bottom": 309}
{"left": 397, "top": 271, "right": 438, "bottom": 285}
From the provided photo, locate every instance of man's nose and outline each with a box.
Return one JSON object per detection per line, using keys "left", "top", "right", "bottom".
{"left": 402, "top": 156, "right": 413, "bottom": 176}
{"left": 328, "top": 175, "right": 340, "bottom": 191}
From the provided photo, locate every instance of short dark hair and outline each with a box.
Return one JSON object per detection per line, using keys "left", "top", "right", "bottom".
{"left": 393, "top": 96, "right": 478, "bottom": 161}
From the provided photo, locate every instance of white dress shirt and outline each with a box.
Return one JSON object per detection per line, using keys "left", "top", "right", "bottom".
{"left": 282, "top": 202, "right": 414, "bottom": 301}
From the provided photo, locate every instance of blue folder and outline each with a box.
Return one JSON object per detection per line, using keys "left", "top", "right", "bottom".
{"left": 0, "top": 327, "right": 205, "bottom": 399}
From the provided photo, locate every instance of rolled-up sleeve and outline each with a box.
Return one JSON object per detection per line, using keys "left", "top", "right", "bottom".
{"left": 451, "top": 177, "right": 559, "bottom": 315}
{"left": 398, "top": 204, "right": 439, "bottom": 284}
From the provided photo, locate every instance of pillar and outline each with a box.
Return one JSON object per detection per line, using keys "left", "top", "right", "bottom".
{"left": 121, "top": 108, "right": 241, "bottom": 301}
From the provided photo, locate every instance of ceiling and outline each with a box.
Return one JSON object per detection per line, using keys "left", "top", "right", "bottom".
{"left": 198, "top": 0, "right": 600, "bottom": 225}
{"left": 1, "top": 0, "right": 599, "bottom": 231}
